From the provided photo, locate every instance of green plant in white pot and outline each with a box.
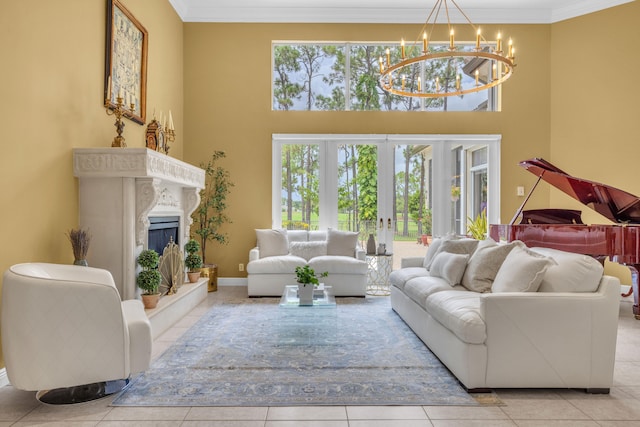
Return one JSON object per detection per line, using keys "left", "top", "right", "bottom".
{"left": 137, "top": 249, "right": 161, "bottom": 309}
{"left": 295, "top": 265, "right": 328, "bottom": 306}
{"left": 184, "top": 239, "right": 203, "bottom": 283}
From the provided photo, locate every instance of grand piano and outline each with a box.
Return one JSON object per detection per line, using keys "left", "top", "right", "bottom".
{"left": 489, "top": 158, "right": 640, "bottom": 319}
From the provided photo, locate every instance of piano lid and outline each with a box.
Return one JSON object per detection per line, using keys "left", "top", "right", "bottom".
{"left": 520, "top": 158, "right": 640, "bottom": 224}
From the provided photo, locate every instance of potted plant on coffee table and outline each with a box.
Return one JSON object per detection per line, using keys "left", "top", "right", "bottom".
{"left": 184, "top": 239, "right": 203, "bottom": 283}
{"left": 137, "top": 249, "right": 161, "bottom": 309}
{"left": 295, "top": 265, "right": 328, "bottom": 306}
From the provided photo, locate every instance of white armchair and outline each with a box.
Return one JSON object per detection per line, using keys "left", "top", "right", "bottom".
{"left": 1, "top": 263, "right": 152, "bottom": 403}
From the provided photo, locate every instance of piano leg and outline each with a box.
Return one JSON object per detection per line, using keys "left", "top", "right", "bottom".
{"left": 626, "top": 265, "right": 640, "bottom": 319}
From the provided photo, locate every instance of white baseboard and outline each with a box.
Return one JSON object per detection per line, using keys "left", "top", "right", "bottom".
{"left": 0, "top": 368, "right": 9, "bottom": 387}
{"left": 219, "top": 277, "right": 248, "bottom": 286}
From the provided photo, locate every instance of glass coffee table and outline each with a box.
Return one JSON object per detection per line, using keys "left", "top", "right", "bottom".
{"left": 279, "top": 284, "right": 336, "bottom": 308}
{"left": 277, "top": 284, "right": 337, "bottom": 346}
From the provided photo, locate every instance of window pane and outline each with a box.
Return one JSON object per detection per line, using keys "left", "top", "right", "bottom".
{"left": 281, "top": 144, "right": 320, "bottom": 229}
{"left": 273, "top": 44, "right": 344, "bottom": 111}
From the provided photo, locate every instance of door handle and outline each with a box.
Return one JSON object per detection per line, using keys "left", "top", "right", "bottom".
{"left": 379, "top": 218, "right": 383, "bottom": 229}
{"left": 387, "top": 218, "right": 392, "bottom": 230}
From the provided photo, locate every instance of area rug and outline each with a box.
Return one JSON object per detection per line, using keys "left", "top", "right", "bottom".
{"left": 113, "top": 296, "right": 483, "bottom": 406}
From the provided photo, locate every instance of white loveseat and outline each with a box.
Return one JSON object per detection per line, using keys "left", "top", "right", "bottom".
{"left": 247, "top": 228, "right": 368, "bottom": 297}
{"left": 390, "top": 237, "right": 621, "bottom": 393}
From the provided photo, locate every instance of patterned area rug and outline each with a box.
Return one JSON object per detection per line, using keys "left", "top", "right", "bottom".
{"left": 113, "top": 296, "right": 482, "bottom": 406}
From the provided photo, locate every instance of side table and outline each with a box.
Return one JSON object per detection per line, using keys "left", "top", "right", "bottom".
{"left": 366, "top": 253, "right": 393, "bottom": 296}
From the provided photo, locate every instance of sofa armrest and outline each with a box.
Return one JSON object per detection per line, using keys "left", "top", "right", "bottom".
{"left": 481, "top": 275, "right": 620, "bottom": 388}
{"left": 249, "top": 247, "right": 260, "bottom": 262}
{"left": 401, "top": 257, "right": 424, "bottom": 268}
{"left": 355, "top": 247, "right": 366, "bottom": 261}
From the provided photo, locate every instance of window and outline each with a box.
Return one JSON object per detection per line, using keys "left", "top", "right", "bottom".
{"left": 272, "top": 134, "right": 500, "bottom": 258}
{"left": 273, "top": 42, "right": 497, "bottom": 112}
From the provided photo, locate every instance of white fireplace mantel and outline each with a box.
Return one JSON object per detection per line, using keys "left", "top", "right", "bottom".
{"left": 73, "top": 148, "right": 205, "bottom": 300}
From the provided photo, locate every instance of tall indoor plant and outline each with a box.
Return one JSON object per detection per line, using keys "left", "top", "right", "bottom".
{"left": 193, "top": 151, "right": 234, "bottom": 291}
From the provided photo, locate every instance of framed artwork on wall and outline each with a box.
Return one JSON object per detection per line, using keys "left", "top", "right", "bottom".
{"left": 104, "top": 0, "right": 148, "bottom": 125}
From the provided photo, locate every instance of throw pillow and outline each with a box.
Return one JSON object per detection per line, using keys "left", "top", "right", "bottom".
{"left": 425, "top": 238, "right": 479, "bottom": 270}
{"left": 326, "top": 228, "right": 359, "bottom": 257}
{"left": 461, "top": 239, "right": 524, "bottom": 292}
{"left": 491, "top": 245, "right": 554, "bottom": 293}
{"left": 255, "top": 229, "right": 289, "bottom": 258}
{"left": 290, "top": 241, "right": 327, "bottom": 261}
{"left": 429, "top": 252, "right": 470, "bottom": 286}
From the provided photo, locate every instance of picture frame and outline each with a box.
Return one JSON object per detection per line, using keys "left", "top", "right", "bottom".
{"left": 104, "top": 0, "right": 148, "bottom": 124}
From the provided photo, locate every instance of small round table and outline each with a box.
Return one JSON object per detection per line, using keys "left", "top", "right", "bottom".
{"left": 366, "top": 253, "right": 393, "bottom": 296}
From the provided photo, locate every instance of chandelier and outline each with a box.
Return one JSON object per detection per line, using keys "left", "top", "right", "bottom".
{"left": 379, "top": 0, "right": 516, "bottom": 98}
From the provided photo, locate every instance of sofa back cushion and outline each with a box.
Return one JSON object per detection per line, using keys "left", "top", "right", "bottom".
{"left": 308, "top": 230, "right": 327, "bottom": 241}
{"left": 462, "top": 239, "right": 523, "bottom": 293}
{"left": 256, "top": 229, "right": 289, "bottom": 258}
{"left": 424, "top": 237, "right": 479, "bottom": 270}
{"left": 287, "top": 230, "right": 309, "bottom": 243}
{"left": 290, "top": 241, "right": 327, "bottom": 261}
{"left": 491, "top": 245, "right": 554, "bottom": 293}
{"left": 326, "top": 229, "right": 358, "bottom": 257}
{"left": 530, "top": 247, "right": 604, "bottom": 292}
{"left": 429, "top": 252, "right": 469, "bottom": 286}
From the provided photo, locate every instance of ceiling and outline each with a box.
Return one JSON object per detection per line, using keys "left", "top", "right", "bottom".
{"left": 168, "top": 0, "right": 634, "bottom": 24}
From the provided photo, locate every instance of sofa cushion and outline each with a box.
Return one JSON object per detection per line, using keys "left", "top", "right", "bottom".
{"left": 389, "top": 267, "right": 429, "bottom": 290}
{"left": 491, "top": 245, "right": 554, "bottom": 293}
{"left": 423, "top": 237, "right": 445, "bottom": 268}
{"left": 326, "top": 229, "right": 358, "bottom": 257}
{"left": 403, "top": 276, "right": 458, "bottom": 308}
{"left": 425, "top": 290, "right": 486, "bottom": 344}
{"left": 429, "top": 252, "right": 469, "bottom": 286}
{"left": 308, "top": 230, "right": 327, "bottom": 241}
{"left": 290, "top": 241, "right": 327, "bottom": 261}
{"left": 530, "top": 247, "right": 604, "bottom": 293}
{"left": 425, "top": 238, "right": 479, "bottom": 270}
{"left": 287, "top": 230, "right": 309, "bottom": 243}
{"left": 256, "top": 229, "right": 289, "bottom": 258}
{"left": 246, "top": 254, "right": 307, "bottom": 274}
{"left": 308, "top": 256, "right": 368, "bottom": 275}
{"left": 461, "top": 239, "right": 523, "bottom": 293}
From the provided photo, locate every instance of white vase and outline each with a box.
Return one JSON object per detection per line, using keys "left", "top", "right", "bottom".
{"left": 297, "top": 283, "right": 315, "bottom": 306}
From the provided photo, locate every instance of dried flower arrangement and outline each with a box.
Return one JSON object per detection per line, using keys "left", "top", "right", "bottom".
{"left": 67, "top": 228, "right": 91, "bottom": 266}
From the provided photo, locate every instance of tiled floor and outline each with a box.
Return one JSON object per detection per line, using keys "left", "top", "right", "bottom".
{"left": 1, "top": 286, "right": 640, "bottom": 427}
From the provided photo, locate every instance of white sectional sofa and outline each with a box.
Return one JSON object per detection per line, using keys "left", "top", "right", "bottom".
{"left": 390, "top": 236, "right": 621, "bottom": 393}
{"left": 247, "top": 228, "right": 368, "bottom": 297}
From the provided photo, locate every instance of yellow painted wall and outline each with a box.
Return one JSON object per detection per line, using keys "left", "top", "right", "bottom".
{"left": 183, "top": 22, "right": 552, "bottom": 277}
{"left": 0, "top": 0, "right": 183, "bottom": 367}
{"left": 550, "top": 1, "right": 640, "bottom": 281}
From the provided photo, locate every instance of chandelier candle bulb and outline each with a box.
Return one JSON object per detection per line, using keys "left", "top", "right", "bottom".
{"left": 401, "top": 75, "right": 406, "bottom": 90}
{"left": 401, "top": 39, "right": 405, "bottom": 59}
{"left": 385, "top": 48, "right": 390, "bottom": 67}
{"left": 496, "top": 32, "right": 502, "bottom": 52}
{"left": 418, "top": 76, "right": 421, "bottom": 92}
{"left": 436, "top": 76, "right": 440, "bottom": 92}
{"left": 379, "top": 56, "right": 383, "bottom": 73}
{"left": 475, "top": 70, "right": 479, "bottom": 86}
{"left": 449, "top": 29, "right": 455, "bottom": 50}
{"left": 423, "top": 32, "right": 428, "bottom": 52}
{"left": 492, "top": 63, "right": 497, "bottom": 80}
{"left": 476, "top": 29, "right": 481, "bottom": 50}
{"left": 455, "top": 74, "right": 460, "bottom": 90}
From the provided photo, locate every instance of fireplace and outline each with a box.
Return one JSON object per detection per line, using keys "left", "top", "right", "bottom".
{"left": 148, "top": 216, "right": 180, "bottom": 256}
{"left": 73, "top": 148, "right": 205, "bottom": 300}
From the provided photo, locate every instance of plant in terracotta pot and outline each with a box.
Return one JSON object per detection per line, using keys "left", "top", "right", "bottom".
{"left": 137, "top": 249, "right": 161, "bottom": 309}
{"left": 295, "top": 265, "right": 328, "bottom": 306}
{"left": 184, "top": 239, "right": 203, "bottom": 283}
{"left": 193, "top": 151, "right": 234, "bottom": 292}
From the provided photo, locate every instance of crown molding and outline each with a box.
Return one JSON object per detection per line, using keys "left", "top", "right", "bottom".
{"left": 168, "top": 0, "right": 633, "bottom": 24}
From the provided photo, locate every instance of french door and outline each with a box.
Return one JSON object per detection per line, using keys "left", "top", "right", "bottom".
{"left": 272, "top": 134, "right": 500, "bottom": 258}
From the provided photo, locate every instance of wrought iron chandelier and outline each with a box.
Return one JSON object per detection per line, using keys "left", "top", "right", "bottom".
{"left": 379, "top": 0, "right": 516, "bottom": 98}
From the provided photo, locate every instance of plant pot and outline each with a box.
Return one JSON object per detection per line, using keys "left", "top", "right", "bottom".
{"left": 297, "top": 283, "right": 315, "bottom": 306}
{"left": 200, "top": 264, "right": 218, "bottom": 292}
{"left": 141, "top": 293, "right": 160, "bottom": 309}
{"left": 187, "top": 271, "right": 201, "bottom": 283}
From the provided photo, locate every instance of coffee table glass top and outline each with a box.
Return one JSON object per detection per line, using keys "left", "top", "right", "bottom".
{"left": 279, "top": 284, "right": 336, "bottom": 308}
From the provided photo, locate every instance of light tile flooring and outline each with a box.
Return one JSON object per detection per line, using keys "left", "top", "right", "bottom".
{"left": 1, "top": 286, "right": 640, "bottom": 426}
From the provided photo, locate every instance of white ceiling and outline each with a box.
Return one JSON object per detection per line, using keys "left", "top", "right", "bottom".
{"left": 168, "top": 0, "right": 634, "bottom": 24}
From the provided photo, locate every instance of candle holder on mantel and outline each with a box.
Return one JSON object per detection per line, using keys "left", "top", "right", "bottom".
{"left": 104, "top": 96, "right": 135, "bottom": 148}
{"left": 164, "top": 126, "right": 175, "bottom": 155}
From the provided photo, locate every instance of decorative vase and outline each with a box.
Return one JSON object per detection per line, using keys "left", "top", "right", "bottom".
{"left": 297, "top": 283, "right": 315, "bottom": 306}
{"left": 367, "top": 233, "right": 376, "bottom": 255}
{"left": 141, "top": 293, "right": 160, "bottom": 309}
{"left": 201, "top": 264, "right": 218, "bottom": 292}
{"left": 187, "top": 271, "right": 201, "bottom": 283}
{"left": 73, "top": 259, "right": 88, "bottom": 267}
